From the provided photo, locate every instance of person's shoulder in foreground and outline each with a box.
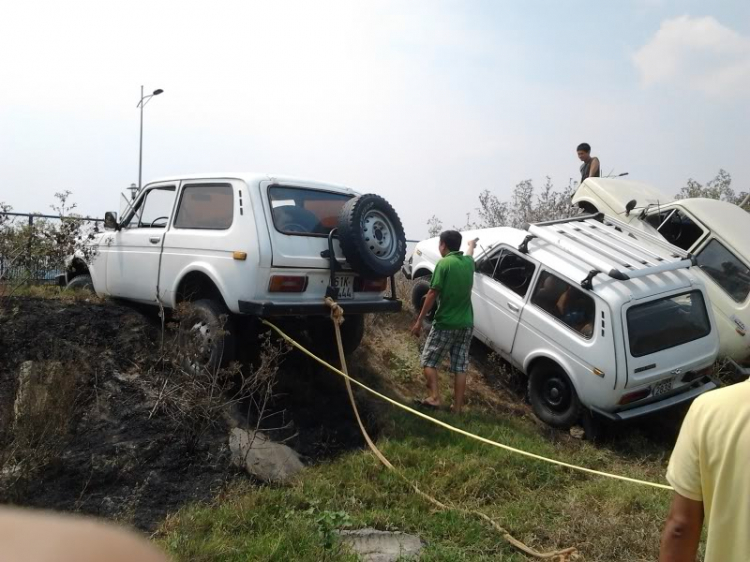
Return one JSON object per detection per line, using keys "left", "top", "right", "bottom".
{"left": 660, "top": 379, "right": 750, "bottom": 562}
{"left": 0, "top": 506, "right": 170, "bottom": 562}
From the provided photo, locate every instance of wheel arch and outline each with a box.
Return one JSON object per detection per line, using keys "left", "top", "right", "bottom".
{"left": 524, "top": 352, "right": 583, "bottom": 397}
{"left": 172, "top": 266, "right": 231, "bottom": 311}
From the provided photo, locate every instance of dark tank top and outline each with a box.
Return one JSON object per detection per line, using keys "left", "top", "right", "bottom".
{"left": 580, "top": 158, "right": 600, "bottom": 183}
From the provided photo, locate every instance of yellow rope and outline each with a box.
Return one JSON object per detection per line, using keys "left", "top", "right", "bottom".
{"left": 260, "top": 318, "right": 673, "bottom": 492}
{"left": 321, "top": 298, "right": 578, "bottom": 561}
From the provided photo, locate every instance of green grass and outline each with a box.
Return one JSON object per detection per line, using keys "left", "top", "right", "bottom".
{"left": 159, "top": 406, "right": 674, "bottom": 561}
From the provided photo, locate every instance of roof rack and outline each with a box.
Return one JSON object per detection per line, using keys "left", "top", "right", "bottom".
{"left": 521, "top": 213, "right": 696, "bottom": 289}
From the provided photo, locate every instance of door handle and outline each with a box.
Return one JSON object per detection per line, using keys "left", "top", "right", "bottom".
{"left": 507, "top": 302, "right": 520, "bottom": 313}
{"left": 149, "top": 236, "right": 161, "bottom": 244}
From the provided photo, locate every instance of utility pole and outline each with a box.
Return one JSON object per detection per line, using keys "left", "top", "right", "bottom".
{"left": 137, "top": 86, "right": 164, "bottom": 190}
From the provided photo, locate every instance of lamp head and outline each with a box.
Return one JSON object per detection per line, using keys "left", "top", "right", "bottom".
{"left": 152, "top": 89, "right": 164, "bottom": 96}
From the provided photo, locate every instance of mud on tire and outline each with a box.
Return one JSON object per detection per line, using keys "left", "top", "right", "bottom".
{"left": 337, "top": 194, "right": 407, "bottom": 279}
{"left": 178, "top": 299, "right": 236, "bottom": 375}
{"left": 65, "top": 274, "right": 94, "bottom": 292}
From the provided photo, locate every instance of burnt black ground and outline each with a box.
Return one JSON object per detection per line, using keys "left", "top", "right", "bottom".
{"left": 0, "top": 297, "right": 379, "bottom": 530}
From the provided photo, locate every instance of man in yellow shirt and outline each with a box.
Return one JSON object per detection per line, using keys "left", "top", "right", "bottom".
{"left": 659, "top": 379, "right": 750, "bottom": 561}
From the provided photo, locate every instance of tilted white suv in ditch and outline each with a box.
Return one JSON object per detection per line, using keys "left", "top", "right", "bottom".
{"left": 63, "top": 174, "right": 406, "bottom": 369}
{"left": 408, "top": 214, "right": 720, "bottom": 428}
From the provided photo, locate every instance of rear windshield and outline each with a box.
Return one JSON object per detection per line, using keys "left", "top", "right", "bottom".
{"left": 269, "top": 186, "right": 353, "bottom": 236}
{"left": 696, "top": 239, "right": 750, "bottom": 303}
{"left": 627, "top": 291, "right": 711, "bottom": 357}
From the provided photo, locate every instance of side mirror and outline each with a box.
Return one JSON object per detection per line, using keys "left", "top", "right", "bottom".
{"left": 104, "top": 211, "right": 119, "bottom": 231}
{"left": 625, "top": 199, "right": 637, "bottom": 216}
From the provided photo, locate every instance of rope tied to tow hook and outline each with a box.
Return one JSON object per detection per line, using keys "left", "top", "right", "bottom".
{"left": 321, "top": 296, "right": 579, "bottom": 561}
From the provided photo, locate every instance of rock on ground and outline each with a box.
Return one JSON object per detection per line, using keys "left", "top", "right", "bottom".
{"left": 229, "top": 428, "right": 304, "bottom": 484}
{"left": 339, "top": 528, "right": 423, "bottom": 562}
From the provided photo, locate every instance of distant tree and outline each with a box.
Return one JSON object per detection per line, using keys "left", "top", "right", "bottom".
{"left": 426, "top": 215, "right": 443, "bottom": 238}
{"left": 675, "top": 169, "right": 748, "bottom": 206}
{"left": 474, "top": 177, "right": 577, "bottom": 229}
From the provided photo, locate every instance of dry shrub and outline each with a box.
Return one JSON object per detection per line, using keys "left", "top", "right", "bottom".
{"left": 145, "top": 304, "right": 289, "bottom": 450}
{"left": 1, "top": 360, "right": 79, "bottom": 498}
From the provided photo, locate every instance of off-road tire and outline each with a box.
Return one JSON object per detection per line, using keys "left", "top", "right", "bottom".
{"left": 178, "top": 299, "right": 236, "bottom": 375}
{"left": 410, "top": 277, "right": 435, "bottom": 324}
{"left": 65, "top": 274, "right": 94, "bottom": 292}
{"left": 309, "top": 314, "right": 366, "bottom": 356}
{"left": 337, "top": 194, "right": 407, "bottom": 279}
{"left": 528, "top": 364, "right": 581, "bottom": 429}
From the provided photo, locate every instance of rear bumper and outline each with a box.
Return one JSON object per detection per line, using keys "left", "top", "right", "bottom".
{"left": 591, "top": 378, "right": 717, "bottom": 421}
{"left": 238, "top": 298, "right": 402, "bottom": 316}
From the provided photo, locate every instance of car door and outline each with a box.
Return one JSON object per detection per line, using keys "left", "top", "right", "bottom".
{"left": 106, "top": 183, "right": 177, "bottom": 302}
{"left": 158, "top": 181, "right": 241, "bottom": 306}
{"left": 472, "top": 247, "right": 537, "bottom": 355}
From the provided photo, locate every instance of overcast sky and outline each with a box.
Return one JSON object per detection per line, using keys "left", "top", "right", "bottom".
{"left": 1, "top": 0, "right": 748, "bottom": 237}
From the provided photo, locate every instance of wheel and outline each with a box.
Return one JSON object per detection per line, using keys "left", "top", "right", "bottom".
{"left": 65, "top": 274, "right": 94, "bottom": 292}
{"left": 410, "top": 278, "right": 435, "bottom": 324}
{"left": 308, "top": 314, "right": 366, "bottom": 355}
{"left": 578, "top": 202, "right": 598, "bottom": 215}
{"left": 178, "top": 299, "right": 236, "bottom": 375}
{"left": 528, "top": 364, "right": 581, "bottom": 429}
{"left": 337, "top": 194, "right": 407, "bottom": 279}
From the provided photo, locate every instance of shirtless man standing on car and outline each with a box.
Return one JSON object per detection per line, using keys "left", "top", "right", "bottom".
{"left": 411, "top": 230, "right": 477, "bottom": 414}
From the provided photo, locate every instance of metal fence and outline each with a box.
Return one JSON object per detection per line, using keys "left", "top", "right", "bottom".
{"left": 0, "top": 212, "right": 103, "bottom": 285}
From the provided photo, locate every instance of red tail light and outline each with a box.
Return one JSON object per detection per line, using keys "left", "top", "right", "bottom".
{"left": 618, "top": 388, "right": 650, "bottom": 406}
{"left": 355, "top": 278, "right": 388, "bottom": 292}
{"left": 269, "top": 275, "right": 308, "bottom": 293}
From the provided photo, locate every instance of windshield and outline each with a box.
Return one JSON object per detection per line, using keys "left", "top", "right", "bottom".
{"left": 696, "top": 239, "right": 750, "bottom": 303}
{"left": 627, "top": 291, "right": 711, "bottom": 357}
{"left": 269, "top": 186, "right": 353, "bottom": 236}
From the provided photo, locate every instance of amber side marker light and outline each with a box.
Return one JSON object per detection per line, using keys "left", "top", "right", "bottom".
{"left": 269, "top": 275, "right": 308, "bottom": 293}
{"left": 233, "top": 251, "right": 247, "bottom": 261}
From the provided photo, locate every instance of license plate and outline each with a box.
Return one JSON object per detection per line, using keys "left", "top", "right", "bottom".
{"left": 652, "top": 378, "right": 674, "bottom": 397}
{"left": 334, "top": 275, "right": 354, "bottom": 300}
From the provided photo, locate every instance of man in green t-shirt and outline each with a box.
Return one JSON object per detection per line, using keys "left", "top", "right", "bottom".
{"left": 411, "top": 230, "right": 477, "bottom": 414}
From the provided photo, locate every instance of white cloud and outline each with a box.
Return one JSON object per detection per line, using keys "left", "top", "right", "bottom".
{"left": 633, "top": 15, "right": 750, "bottom": 98}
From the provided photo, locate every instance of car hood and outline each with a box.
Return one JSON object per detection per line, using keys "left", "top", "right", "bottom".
{"left": 577, "top": 178, "right": 673, "bottom": 215}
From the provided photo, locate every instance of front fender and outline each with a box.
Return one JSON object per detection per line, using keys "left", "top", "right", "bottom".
{"left": 410, "top": 259, "right": 435, "bottom": 280}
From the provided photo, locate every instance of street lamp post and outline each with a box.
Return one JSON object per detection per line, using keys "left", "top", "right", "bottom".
{"left": 137, "top": 86, "right": 164, "bottom": 190}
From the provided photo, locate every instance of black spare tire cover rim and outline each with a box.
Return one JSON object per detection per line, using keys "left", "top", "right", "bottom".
{"left": 337, "top": 194, "right": 407, "bottom": 279}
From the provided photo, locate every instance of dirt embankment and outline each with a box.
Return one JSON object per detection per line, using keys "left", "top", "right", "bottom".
{"left": 0, "top": 297, "right": 381, "bottom": 530}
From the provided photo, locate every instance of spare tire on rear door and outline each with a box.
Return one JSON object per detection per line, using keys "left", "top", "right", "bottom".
{"left": 337, "top": 194, "right": 407, "bottom": 279}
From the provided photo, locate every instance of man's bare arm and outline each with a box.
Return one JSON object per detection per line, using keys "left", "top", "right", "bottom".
{"left": 659, "top": 492, "right": 704, "bottom": 562}
{"left": 589, "top": 157, "right": 600, "bottom": 177}
{"left": 411, "top": 288, "right": 438, "bottom": 336}
{"left": 467, "top": 238, "right": 478, "bottom": 257}
{"left": 417, "top": 289, "right": 438, "bottom": 324}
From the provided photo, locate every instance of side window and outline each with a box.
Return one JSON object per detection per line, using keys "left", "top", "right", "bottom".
{"left": 124, "top": 186, "right": 176, "bottom": 229}
{"left": 696, "top": 239, "right": 750, "bottom": 303}
{"left": 480, "top": 248, "right": 536, "bottom": 297}
{"left": 655, "top": 209, "right": 704, "bottom": 251}
{"left": 174, "top": 184, "right": 234, "bottom": 230}
{"left": 531, "top": 271, "right": 596, "bottom": 339}
{"left": 645, "top": 209, "right": 671, "bottom": 229}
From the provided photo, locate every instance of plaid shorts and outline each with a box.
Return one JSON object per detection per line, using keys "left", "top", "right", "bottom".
{"left": 420, "top": 326, "right": 473, "bottom": 373}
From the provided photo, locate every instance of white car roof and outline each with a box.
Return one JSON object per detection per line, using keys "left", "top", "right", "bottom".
{"left": 672, "top": 198, "right": 750, "bottom": 260}
{"left": 145, "top": 173, "right": 358, "bottom": 195}
{"left": 420, "top": 225, "right": 699, "bottom": 305}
